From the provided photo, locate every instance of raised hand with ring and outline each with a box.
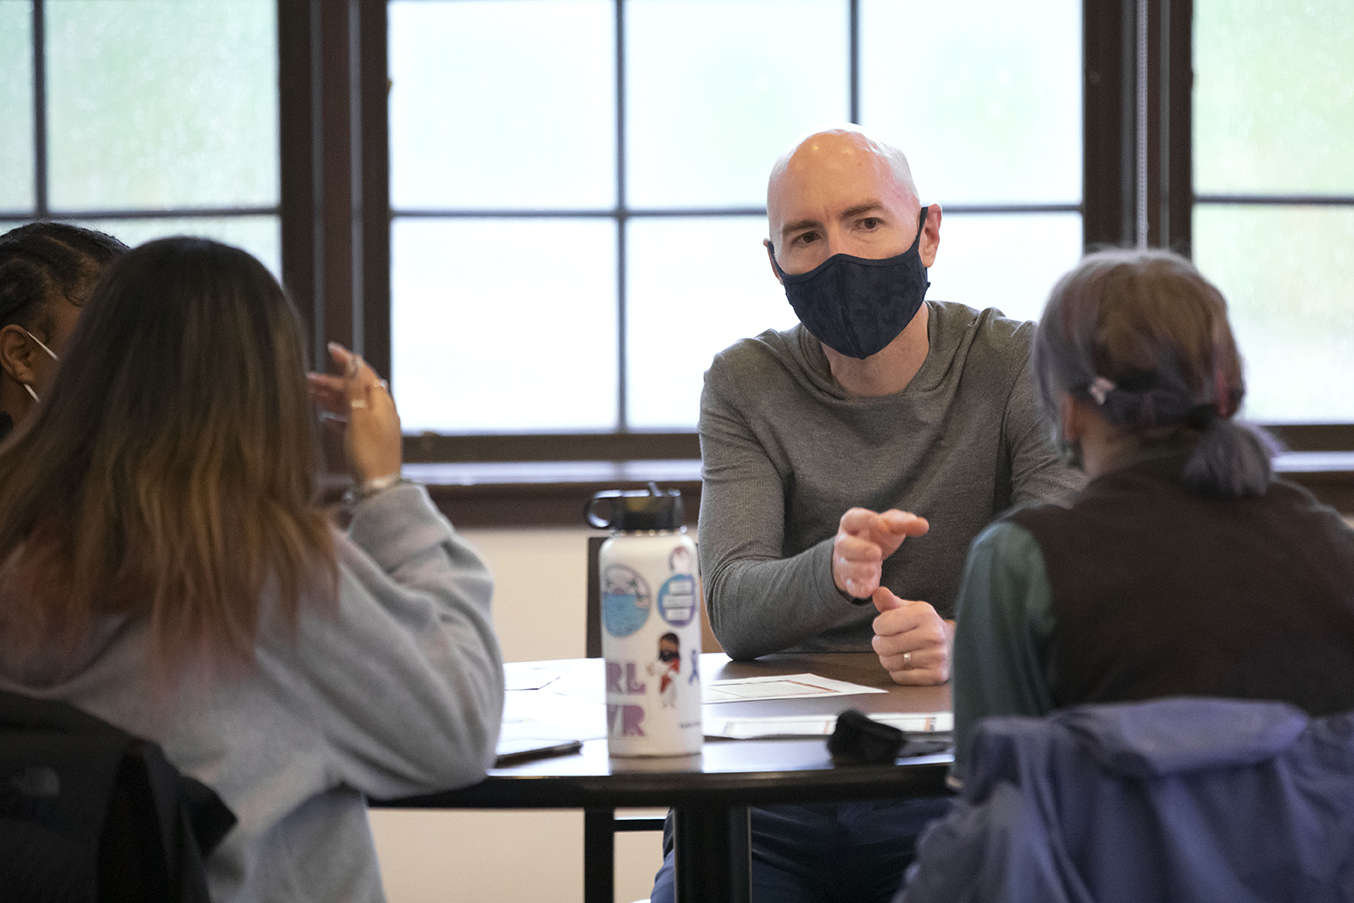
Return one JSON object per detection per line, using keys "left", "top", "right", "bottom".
{"left": 306, "top": 342, "right": 403, "bottom": 492}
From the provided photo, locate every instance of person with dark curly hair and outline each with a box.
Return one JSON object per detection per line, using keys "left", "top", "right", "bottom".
{"left": 0, "top": 221, "right": 127, "bottom": 440}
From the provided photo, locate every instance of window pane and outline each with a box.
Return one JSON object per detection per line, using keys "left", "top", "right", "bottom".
{"left": 389, "top": 0, "right": 616, "bottom": 211}
{"left": 392, "top": 218, "right": 618, "bottom": 433}
{"left": 625, "top": 0, "right": 848, "bottom": 209}
{"left": 46, "top": 0, "right": 278, "bottom": 211}
{"left": 859, "top": 0, "right": 1081, "bottom": 205}
{"left": 1195, "top": 0, "right": 1354, "bottom": 195}
{"left": 74, "top": 217, "right": 282, "bottom": 279}
{"left": 1194, "top": 205, "right": 1354, "bottom": 423}
{"left": 0, "top": 2, "right": 34, "bottom": 212}
{"left": 926, "top": 212, "right": 1084, "bottom": 325}
{"left": 627, "top": 217, "right": 798, "bottom": 429}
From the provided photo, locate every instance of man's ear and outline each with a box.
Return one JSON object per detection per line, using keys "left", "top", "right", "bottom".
{"left": 764, "top": 239, "right": 784, "bottom": 285}
{"left": 0, "top": 324, "right": 37, "bottom": 384}
{"left": 919, "top": 204, "right": 942, "bottom": 267}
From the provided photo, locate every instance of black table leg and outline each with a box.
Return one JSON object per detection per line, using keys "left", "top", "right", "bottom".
{"left": 672, "top": 804, "right": 750, "bottom": 903}
{"left": 583, "top": 807, "right": 616, "bottom": 903}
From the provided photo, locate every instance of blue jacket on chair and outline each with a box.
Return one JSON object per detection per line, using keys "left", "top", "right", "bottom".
{"left": 897, "top": 697, "right": 1354, "bottom": 903}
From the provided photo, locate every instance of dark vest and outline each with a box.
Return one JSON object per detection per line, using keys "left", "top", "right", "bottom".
{"left": 1007, "top": 456, "right": 1354, "bottom": 715}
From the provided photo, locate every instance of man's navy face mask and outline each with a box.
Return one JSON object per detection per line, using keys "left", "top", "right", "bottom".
{"left": 769, "top": 207, "right": 930, "bottom": 360}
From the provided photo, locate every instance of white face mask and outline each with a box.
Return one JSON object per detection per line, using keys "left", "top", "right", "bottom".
{"left": 21, "top": 329, "right": 58, "bottom": 403}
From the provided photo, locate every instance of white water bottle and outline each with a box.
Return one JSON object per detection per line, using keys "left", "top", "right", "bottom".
{"left": 587, "top": 485, "right": 703, "bottom": 757}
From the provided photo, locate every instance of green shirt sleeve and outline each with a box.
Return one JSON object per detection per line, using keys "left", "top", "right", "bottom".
{"left": 950, "top": 519, "right": 1056, "bottom": 783}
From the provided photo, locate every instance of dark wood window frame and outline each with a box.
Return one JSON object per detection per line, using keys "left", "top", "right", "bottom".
{"left": 280, "top": 0, "right": 1353, "bottom": 526}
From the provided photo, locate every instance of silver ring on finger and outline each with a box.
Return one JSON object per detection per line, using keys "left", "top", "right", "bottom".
{"left": 902, "top": 651, "right": 913, "bottom": 670}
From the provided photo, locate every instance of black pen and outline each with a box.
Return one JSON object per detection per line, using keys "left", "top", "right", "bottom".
{"left": 494, "top": 739, "right": 584, "bottom": 767}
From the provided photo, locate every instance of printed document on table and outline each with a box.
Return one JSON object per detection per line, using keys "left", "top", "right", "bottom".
{"left": 702, "top": 673, "right": 886, "bottom": 704}
{"left": 704, "top": 711, "right": 954, "bottom": 740}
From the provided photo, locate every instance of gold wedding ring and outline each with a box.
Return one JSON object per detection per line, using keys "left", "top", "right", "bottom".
{"left": 902, "top": 651, "right": 913, "bottom": 669}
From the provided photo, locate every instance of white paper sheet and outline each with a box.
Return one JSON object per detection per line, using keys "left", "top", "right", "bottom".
{"left": 702, "top": 673, "right": 886, "bottom": 704}
{"left": 499, "top": 688, "right": 607, "bottom": 743}
{"left": 703, "top": 711, "right": 953, "bottom": 740}
{"left": 503, "top": 661, "right": 567, "bottom": 691}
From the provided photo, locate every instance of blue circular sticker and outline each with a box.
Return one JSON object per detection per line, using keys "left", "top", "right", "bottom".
{"left": 657, "top": 574, "right": 697, "bottom": 627}
{"left": 602, "top": 565, "right": 652, "bottom": 637}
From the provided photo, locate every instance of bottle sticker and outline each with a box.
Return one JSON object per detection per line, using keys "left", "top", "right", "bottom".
{"left": 657, "top": 573, "right": 697, "bottom": 626}
{"left": 646, "top": 632, "right": 682, "bottom": 708}
{"left": 601, "top": 565, "right": 651, "bottom": 637}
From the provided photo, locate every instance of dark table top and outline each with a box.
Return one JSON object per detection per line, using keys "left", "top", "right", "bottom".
{"left": 374, "top": 652, "right": 954, "bottom": 810}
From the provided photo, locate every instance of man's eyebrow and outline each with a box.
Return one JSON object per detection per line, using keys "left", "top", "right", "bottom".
{"left": 779, "top": 218, "right": 820, "bottom": 241}
{"left": 841, "top": 201, "right": 887, "bottom": 220}
{"left": 779, "top": 201, "right": 889, "bottom": 242}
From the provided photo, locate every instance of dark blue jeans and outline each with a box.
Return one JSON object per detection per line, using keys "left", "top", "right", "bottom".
{"left": 649, "top": 798, "right": 954, "bottom": 903}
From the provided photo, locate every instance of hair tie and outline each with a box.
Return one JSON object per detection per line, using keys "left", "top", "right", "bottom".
{"left": 1087, "top": 376, "right": 1116, "bottom": 405}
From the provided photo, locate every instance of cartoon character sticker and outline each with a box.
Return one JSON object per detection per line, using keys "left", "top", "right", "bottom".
{"left": 646, "top": 632, "right": 681, "bottom": 707}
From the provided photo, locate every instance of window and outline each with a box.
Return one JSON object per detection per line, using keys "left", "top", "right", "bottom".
{"left": 1, "top": 0, "right": 280, "bottom": 272}
{"left": 387, "top": 0, "right": 1083, "bottom": 436}
{"left": 1192, "top": 0, "right": 1354, "bottom": 424}
{"left": 9, "top": 0, "right": 1353, "bottom": 494}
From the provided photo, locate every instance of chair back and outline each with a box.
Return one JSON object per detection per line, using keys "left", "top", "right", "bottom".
{"left": 0, "top": 691, "right": 236, "bottom": 903}
{"left": 901, "top": 697, "right": 1354, "bottom": 903}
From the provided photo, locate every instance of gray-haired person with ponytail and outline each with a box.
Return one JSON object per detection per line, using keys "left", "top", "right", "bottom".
{"left": 935, "top": 247, "right": 1354, "bottom": 780}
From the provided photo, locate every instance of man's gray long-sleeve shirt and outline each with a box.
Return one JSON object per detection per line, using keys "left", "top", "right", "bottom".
{"left": 698, "top": 300, "right": 1082, "bottom": 659}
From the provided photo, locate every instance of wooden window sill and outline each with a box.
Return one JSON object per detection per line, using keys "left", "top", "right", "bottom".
{"left": 405, "top": 460, "right": 703, "bottom": 529}
{"left": 375, "top": 452, "right": 1354, "bottom": 529}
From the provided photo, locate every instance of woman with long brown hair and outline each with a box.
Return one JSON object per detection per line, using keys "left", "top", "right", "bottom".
{"left": 0, "top": 236, "right": 504, "bottom": 901}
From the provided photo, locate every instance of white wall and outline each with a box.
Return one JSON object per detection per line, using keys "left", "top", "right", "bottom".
{"left": 371, "top": 526, "right": 665, "bottom": 903}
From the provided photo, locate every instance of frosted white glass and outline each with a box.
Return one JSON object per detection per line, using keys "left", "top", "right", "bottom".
{"left": 625, "top": 0, "right": 848, "bottom": 209}
{"left": 925, "top": 212, "right": 1084, "bottom": 325}
{"left": 1193, "top": 205, "right": 1354, "bottom": 423}
{"left": 74, "top": 217, "right": 282, "bottom": 278}
{"left": 46, "top": 0, "right": 278, "bottom": 211}
{"left": 0, "top": 3, "right": 34, "bottom": 212}
{"left": 389, "top": 0, "right": 616, "bottom": 210}
{"left": 1196, "top": 0, "right": 1354, "bottom": 195}
{"left": 391, "top": 218, "right": 618, "bottom": 433}
{"left": 627, "top": 217, "right": 799, "bottom": 429}
{"left": 859, "top": 0, "right": 1081, "bottom": 206}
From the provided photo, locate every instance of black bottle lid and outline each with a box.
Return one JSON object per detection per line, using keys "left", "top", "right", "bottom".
{"left": 586, "top": 482, "right": 683, "bottom": 532}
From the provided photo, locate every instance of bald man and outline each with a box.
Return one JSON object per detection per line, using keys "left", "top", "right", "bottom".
{"left": 651, "top": 127, "right": 1080, "bottom": 902}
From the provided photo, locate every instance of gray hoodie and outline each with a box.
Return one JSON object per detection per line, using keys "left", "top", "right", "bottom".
{"left": 0, "top": 482, "right": 505, "bottom": 902}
